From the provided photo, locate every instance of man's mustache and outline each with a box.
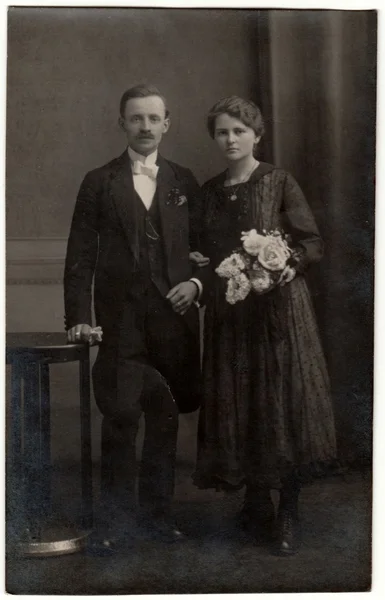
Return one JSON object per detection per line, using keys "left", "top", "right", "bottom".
{"left": 137, "top": 134, "right": 155, "bottom": 139}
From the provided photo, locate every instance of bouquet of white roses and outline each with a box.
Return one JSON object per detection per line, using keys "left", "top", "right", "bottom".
{"left": 215, "top": 229, "right": 294, "bottom": 305}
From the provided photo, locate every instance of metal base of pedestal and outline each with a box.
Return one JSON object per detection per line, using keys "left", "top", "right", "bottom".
{"left": 10, "top": 527, "right": 91, "bottom": 558}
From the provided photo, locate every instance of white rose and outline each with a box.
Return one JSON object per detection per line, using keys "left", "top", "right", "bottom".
{"left": 241, "top": 229, "right": 268, "bottom": 256}
{"left": 257, "top": 236, "right": 291, "bottom": 272}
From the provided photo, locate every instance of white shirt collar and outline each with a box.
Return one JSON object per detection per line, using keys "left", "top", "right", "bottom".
{"left": 127, "top": 146, "right": 158, "bottom": 167}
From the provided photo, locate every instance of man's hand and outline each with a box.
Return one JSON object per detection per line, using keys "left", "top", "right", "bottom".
{"left": 189, "top": 251, "right": 210, "bottom": 268}
{"left": 166, "top": 281, "right": 198, "bottom": 315}
{"left": 278, "top": 265, "right": 296, "bottom": 286}
{"left": 67, "top": 324, "right": 93, "bottom": 344}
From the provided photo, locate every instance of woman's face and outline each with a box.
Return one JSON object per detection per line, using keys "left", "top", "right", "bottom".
{"left": 214, "top": 113, "right": 260, "bottom": 162}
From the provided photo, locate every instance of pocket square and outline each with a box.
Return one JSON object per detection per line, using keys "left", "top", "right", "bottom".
{"left": 167, "top": 188, "right": 188, "bottom": 207}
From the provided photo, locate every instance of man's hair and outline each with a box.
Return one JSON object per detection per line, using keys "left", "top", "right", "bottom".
{"left": 207, "top": 96, "right": 264, "bottom": 139}
{"left": 119, "top": 84, "right": 169, "bottom": 118}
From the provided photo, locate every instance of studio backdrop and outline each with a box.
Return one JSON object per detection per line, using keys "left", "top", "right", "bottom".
{"left": 6, "top": 8, "right": 376, "bottom": 464}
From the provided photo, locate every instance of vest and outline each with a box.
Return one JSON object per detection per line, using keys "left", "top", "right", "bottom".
{"left": 133, "top": 190, "right": 170, "bottom": 298}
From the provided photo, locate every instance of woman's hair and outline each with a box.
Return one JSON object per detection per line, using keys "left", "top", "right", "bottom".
{"left": 207, "top": 96, "right": 265, "bottom": 139}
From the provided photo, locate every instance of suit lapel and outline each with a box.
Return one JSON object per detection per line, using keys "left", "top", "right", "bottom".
{"left": 109, "top": 151, "right": 141, "bottom": 260}
{"left": 156, "top": 155, "right": 181, "bottom": 262}
{"left": 109, "top": 151, "right": 181, "bottom": 263}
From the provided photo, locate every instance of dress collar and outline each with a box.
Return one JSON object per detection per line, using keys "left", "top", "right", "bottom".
{"left": 213, "top": 161, "right": 275, "bottom": 189}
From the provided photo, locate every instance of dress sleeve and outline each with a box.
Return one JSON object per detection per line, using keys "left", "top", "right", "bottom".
{"left": 282, "top": 172, "right": 324, "bottom": 273}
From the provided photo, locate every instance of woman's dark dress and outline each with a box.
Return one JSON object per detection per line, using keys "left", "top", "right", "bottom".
{"left": 194, "top": 163, "right": 337, "bottom": 490}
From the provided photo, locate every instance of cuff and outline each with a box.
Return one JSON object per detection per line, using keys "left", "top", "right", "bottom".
{"left": 190, "top": 277, "right": 203, "bottom": 307}
{"left": 287, "top": 246, "right": 309, "bottom": 274}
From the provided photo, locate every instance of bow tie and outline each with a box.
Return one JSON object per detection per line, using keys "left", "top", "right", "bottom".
{"left": 132, "top": 160, "right": 159, "bottom": 180}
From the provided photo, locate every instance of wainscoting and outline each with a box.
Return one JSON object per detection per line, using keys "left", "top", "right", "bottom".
{"left": 7, "top": 237, "right": 67, "bottom": 332}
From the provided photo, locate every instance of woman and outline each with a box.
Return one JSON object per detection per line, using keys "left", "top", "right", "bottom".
{"left": 192, "top": 96, "right": 338, "bottom": 556}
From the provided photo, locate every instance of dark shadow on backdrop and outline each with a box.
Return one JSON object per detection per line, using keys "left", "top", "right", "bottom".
{"left": 252, "top": 9, "right": 376, "bottom": 465}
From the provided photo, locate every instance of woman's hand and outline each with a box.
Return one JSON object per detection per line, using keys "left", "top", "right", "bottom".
{"left": 278, "top": 265, "right": 296, "bottom": 286}
{"left": 189, "top": 251, "right": 210, "bottom": 268}
{"left": 166, "top": 281, "right": 198, "bottom": 315}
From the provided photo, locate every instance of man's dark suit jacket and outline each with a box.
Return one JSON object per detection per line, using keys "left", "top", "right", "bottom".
{"left": 64, "top": 150, "right": 209, "bottom": 415}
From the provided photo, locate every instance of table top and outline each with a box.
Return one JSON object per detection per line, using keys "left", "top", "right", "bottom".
{"left": 6, "top": 332, "right": 83, "bottom": 350}
{"left": 6, "top": 333, "right": 90, "bottom": 364}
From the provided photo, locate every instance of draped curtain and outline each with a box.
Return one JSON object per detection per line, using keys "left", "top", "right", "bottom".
{"left": 254, "top": 10, "right": 376, "bottom": 462}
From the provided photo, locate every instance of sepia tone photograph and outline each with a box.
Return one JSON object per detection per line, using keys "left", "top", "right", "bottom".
{"left": 5, "top": 3, "right": 376, "bottom": 594}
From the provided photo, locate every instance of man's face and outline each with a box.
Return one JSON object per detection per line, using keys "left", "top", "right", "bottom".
{"left": 119, "top": 95, "right": 170, "bottom": 156}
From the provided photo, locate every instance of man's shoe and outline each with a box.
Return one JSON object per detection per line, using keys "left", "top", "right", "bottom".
{"left": 142, "top": 517, "right": 187, "bottom": 543}
{"left": 85, "top": 529, "right": 134, "bottom": 557}
{"left": 86, "top": 533, "right": 120, "bottom": 557}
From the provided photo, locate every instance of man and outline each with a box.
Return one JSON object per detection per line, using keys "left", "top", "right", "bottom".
{"left": 64, "top": 84, "right": 209, "bottom": 554}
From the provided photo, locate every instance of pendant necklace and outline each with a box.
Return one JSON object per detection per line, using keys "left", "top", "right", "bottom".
{"left": 226, "top": 161, "right": 258, "bottom": 201}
